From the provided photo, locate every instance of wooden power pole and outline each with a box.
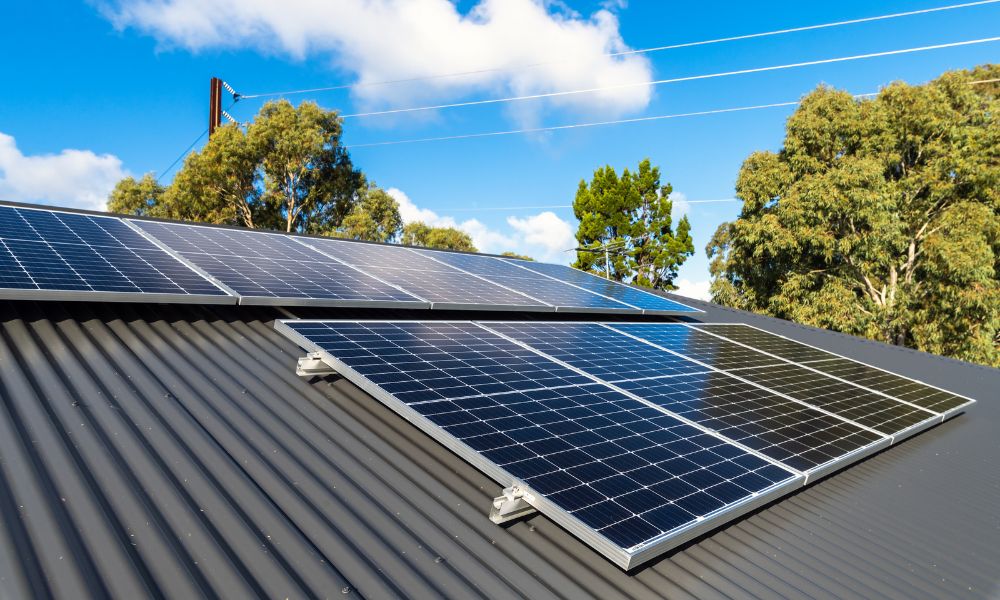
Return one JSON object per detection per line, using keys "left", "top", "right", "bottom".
{"left": 208, "top": 77, "right": 223, "bottom": 138}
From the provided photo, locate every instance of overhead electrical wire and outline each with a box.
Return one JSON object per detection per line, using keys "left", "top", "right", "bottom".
{"left": 339, "top": 36, "right": 1000, "bottom": 118}
{"left": 434, "top": 199, "right": 742, "bottom": 212}
{"left": 346, "top": 78, "right": 997, "bottom": 148}
{"left": 235, "top": 0, "right": 1000, "bottom": 100}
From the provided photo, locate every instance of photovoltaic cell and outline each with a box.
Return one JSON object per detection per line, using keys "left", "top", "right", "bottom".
{"left": 732, "top": 363, "right": 936, "bottom": 436}
{"left": 488, "top": 322, "right": 884, "bottom": 472}
{"left": 277, "top": 320, "right": 797, "bottom": 566}
{"left": 305, "top": 237, "right": 548, "bottom": 309}
{"left": 608, "top": 323, "right": 787, "bottom": 371}
{"left": 0, "top": 205, "right": 229, "bottom": 301}
{"left": 416, "top": 250, "right": 639, "bottom": 312}
{"left": 483, "top": 322, "right": 707, "bottom": 382}
{"left": 133, "top": 220, "right": 424, "bottom": 306}
{"left": 695, "top": 324, "right": 973, "bottom": 415}
{"left": 506, "top": 259, "right": 700, "bottom": 313}
{"left": 797, "top": 358, "right": 969, "bottom": 414}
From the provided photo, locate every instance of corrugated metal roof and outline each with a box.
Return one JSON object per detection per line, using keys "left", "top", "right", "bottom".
{"left": 0, "top": 298, "right": 996, "bottom": 599}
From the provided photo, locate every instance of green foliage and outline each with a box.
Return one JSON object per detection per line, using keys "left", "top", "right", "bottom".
{"left": 401, "top": 222, "right": 477, "bottom": 252}
{"left": 107, "top": 173, "right": 167, "bottom": 217}
{"left": 336, "top": 184, "right": 403, "bottom": 243}
{"left": 500, "top": 251, "right": 534, "bottom": 261}
{"left": 572, "top": 158, "right": 693, "bottom": 289}
{"left": 709, "top": 65, "right": 1000, "bottom": 366}
{"left": 112, "top": 100, "right": 363, "bottom": 233}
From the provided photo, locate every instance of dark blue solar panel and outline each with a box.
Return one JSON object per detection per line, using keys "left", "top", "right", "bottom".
{"left": 279, "top": 320, "right": 798, "bottom": 556}
{"left": 484, "top": 322, "right": 706, "bottom": 382}
{"left": 133, "top": 220, "right": 424, "bottom": 305}
{"left": 306, "top": 238, "right": 548, "bottom": 309}
{"left": 608, "top": 323, "right": 786, "bottom": 371}
{"left": 0, "top": 205, "right": 228, "bottom": 299}
{"left": 414, "top": 250, "right": 636, "bottom": 312}
{"left": 488, "top": 322, "right": 884, "bottom": 472}
{"left": 505, "top": 259, "right": 700, "bottom": 313}
{"left": 695, "top": 324, "right": 972, "bottom": 414}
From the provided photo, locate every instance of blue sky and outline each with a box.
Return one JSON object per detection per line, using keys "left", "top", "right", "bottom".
{"left": 2, "top": 0, "right": 998, "bottom": 299}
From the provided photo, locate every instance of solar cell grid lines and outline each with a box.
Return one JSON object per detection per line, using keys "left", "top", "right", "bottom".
{"left": 733, "top": 363, "right": 937, "bottom": 436}
{"left": 506, "top": 259, "right": 699, "bottom": 314}
{"left": 693, "top": 324, "right": 974, "bottom": 415}
{"left": 132, "top": 220, "right": 425, "bottom": 307}
{"left": 614, "top": 373, "right": 885, "bottom": 472}
{"left": 415, "top": 249, "right": 637, "bottom": 313}
{"left": 694, "top": 323, "right": 836, "bottom": 363}
{"left": 608, "top": 323, "right": 788, "bottom": 371}
{"left": 304, "top": 237, "right": 550, "bottom": 310}
{"left": 489, "top": 321, "right": 886, "bottom": 473}
{"left": 483, "top": 322, "right": 707, "bottom": 382}
{"left": 277, "top": 320, "right": 799, "bottom": 566}
{"left": 0, "top": 205, "right": 230, "bottom": 302}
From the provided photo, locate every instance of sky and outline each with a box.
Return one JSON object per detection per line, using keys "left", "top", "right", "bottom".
{"left": 1, "top": 1, "right": 998, "bottom": 300}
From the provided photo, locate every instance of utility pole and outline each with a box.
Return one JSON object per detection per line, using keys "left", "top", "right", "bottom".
{"left": 208, "top": 77, "right": 223, "bottom": 138}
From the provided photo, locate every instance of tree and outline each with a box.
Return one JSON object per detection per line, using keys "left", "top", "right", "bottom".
{"left": 113, "top": 100, "right": 363, "bottom": 233}
{"left": 107, "top": 173, "right": 167, "bottom": 217}
{"left": 401, "top": 222, "right": 477, "bottom": 251}
{"left": 501, "top": 251, "right": 534, "bottom": 261}
{"left": 708, "top": 65, "right": 1000, "bottom": 366}
{"left": 336, "top": 184, "right": 403, "bottom": 243}
{"left": 572, "top": 158, "right": 693, "bottom": 289}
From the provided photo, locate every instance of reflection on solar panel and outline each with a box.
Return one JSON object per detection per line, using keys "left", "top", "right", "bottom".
{"left": 278, "top": 319, "right": 973, "bottom": 569}
{"left": 304, "top": 237, "right": 549, "bottom": 310}
{"left": 0, "top": 204, "right": 231, "bottom": 303}
{"left": 506, "top": 259, "right": 699, "bottom": 314}
{"left": 488, "top": 322, "right": 886, "bottom": 474}
{"left": 133, "top": 220, "right": 426, "bottom": 307}
{"left": 276, "top": 320, "right": 799, "bottom": 569}
{"left": 693, "top": 324, "right": 975, "bottom": 417}
{"left": 415, "top": 250, "right": 640, "bottom": 313}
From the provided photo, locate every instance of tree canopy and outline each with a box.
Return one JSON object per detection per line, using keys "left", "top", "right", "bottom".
{"left": 501, "top": 251, "right": 534, "bottom": 261}
{"left": 109, "top": 100, "right": 362, "bottom": 234}
{"left": 572, "top": 158, "right": 693, "bottom": 289}
{"left": 708, "top": 65, "right": 999, "bottom": 366}
{"left": 401, "top": 222, "right": 477, "bottom": 252}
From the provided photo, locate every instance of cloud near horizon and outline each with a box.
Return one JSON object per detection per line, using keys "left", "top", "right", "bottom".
{"left": 102, "top": 0, "right": 653, "bottom": 124}
{"left": 389, "top": 187, "right": 576, "bottom": 263}
{"left": 0, "top": 132, "right": 125, "bottom": 211}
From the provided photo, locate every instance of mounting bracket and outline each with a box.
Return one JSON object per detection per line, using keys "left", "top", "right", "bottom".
{"left": 489, "top": 484, "right": 538, "bottom": 523}
{"left": 296, "top": 352, "right": 337, "bottom": 377}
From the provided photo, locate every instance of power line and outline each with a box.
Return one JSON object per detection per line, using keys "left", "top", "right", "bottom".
{"left": 157, "top": 100, "right": 239, "bottom": 181}
{"left": 347, "top": 77, "right": 997, "bottom": 148}
{"left": 235, "top": 0, "right": 1000, "bottom": 100}
{"left": 430, "top": 199, "right": 741, "bottom": 212}
{"left": 340, "top": 36, "right": 1000, "bottom": 118}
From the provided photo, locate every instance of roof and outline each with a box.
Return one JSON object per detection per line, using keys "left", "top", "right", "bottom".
{"left": 0, "top": 296, "right": 996, "bottom": 599}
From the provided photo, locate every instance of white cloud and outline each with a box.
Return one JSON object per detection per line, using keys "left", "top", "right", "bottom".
{"left": 0, "top": 132, "right": 125, "bottom": 211}
{"left": 103, "top": 0, "right": 653, "bottom": 123}
{"left": 672, "top": 278, "right": 712, "bottom": 301}
{"left": 388, "top": 187, "right": 575, "bottom": 262}
{"left": 669, "top": 190, "right": 690, "bottom": 222}
{"left": 506, "top": 211, "right": 576, "bottom": 262}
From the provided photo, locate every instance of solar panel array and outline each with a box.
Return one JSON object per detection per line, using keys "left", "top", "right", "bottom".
{"left": 0, "top": 205, "right": 231, "bottom": 303}
{"left": 0, "top": 202, "right": 701, "bottom": 313}
{"left": 276, "top": 319, "right": 974, "bottom": 569}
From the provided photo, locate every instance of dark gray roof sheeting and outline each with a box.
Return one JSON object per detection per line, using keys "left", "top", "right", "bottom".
{"left": 0, "top": 296, "right": 996, "bottom": 599}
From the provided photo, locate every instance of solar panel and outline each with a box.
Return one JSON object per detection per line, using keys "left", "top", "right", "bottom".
{"left": 486, "top": 322, "right": 886, "bottom": 475}
{"left": 303, "top": 237, "right": 550, "bottom": 311}
{"left": 0, "top": 204, "right": 232, "bottom": 303}
{"left": 413, "top": 250, "right": 640, "bottom": 313}
{"left": 623, "top": 323, "right": 942, "bottom": 439}
{"left": 132, "top": 220, "right": 427, "bottom": 307}
{"left": 693, "top": 324, "right": 975, "bottom": 417}
{"left": 276, "top": 320, "right": 799, "bottom": 569}
{"left": 505, "top": 259, "right": 701, "bottom": 314}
